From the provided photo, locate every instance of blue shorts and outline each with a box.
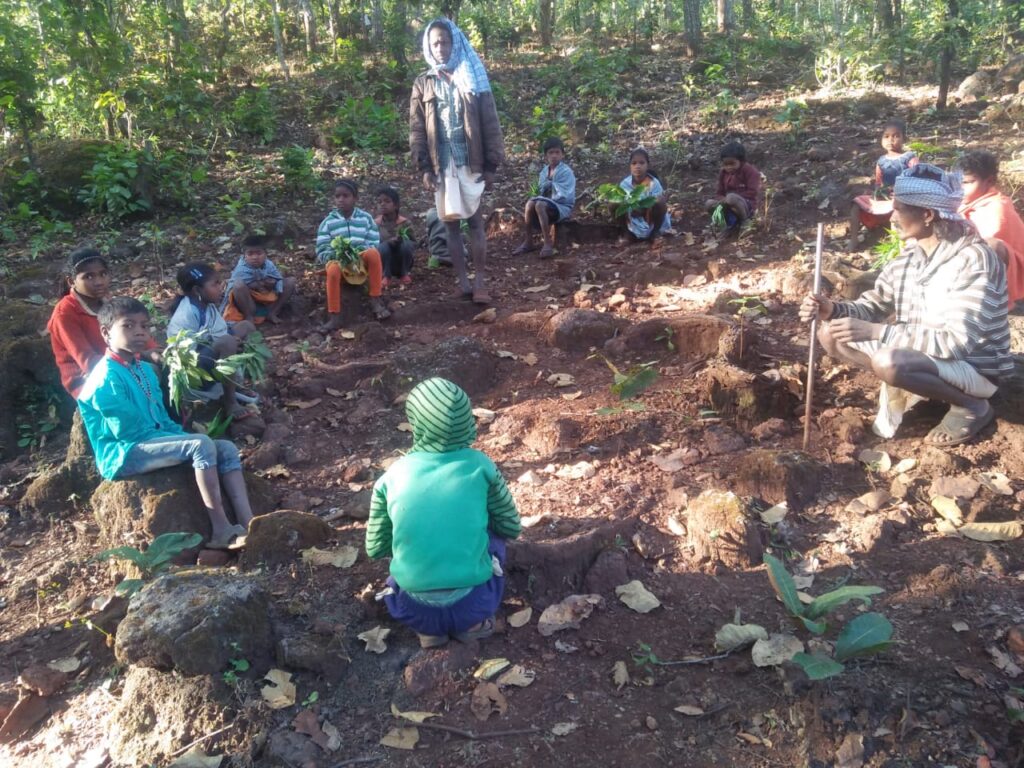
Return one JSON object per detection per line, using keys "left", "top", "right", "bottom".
{"left": 117, "top": 434, "right": 242, "bottom": 478}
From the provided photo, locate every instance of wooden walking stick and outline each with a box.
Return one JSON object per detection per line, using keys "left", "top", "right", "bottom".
{"left": 803, "top": 223, "right": 826, "bottom": 452}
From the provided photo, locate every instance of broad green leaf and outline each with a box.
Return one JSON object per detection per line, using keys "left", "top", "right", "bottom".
{"left": 798, "top": 616, "right": 828, "bottom": 635}
{"left": 791, "top": 652, "right": 844, "bottom": 680}
{"left": 145, "top": 532, "right": 203, "bottom": 570}
{"left": 834, "top": 612, "right": 893, "bottom": 662}
{"left": 804, "top": 586, "right": 884, "bottom": 620}
{"left": 115, "top": 578, "right": 145, "bottom": 597}
{"left": 763, "top": 553, "right": 803, "bottom": 616}
{"left": 612, "top": 366, "right": 658, "bottom": 401}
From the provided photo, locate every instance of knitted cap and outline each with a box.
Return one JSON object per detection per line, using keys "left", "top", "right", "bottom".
{"left": 893, "top": 163, "right": 965, "bottom": 221}
{"left": 405, "top": 377, "right": 476, "bottom": 453}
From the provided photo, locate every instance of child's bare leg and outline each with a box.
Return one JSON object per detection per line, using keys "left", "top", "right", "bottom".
{"left": 195, "top": 466, "right": 237, "bottom": 543}
{"left": 647, "top": 201, "right": 668, "bottom": 238}
{"left": 466, "top": 210, "right": 488, "bottom": 299}
{"left": 515, "top": 201, "right": 537, "bottom": 253}
{"left": 267, "top": 277, "right": 296, "bottom": 323}
{"left": 444, "top": 220, "right": 472, "bottom": 294}
{"left": 537, "top": 204, "right": 553, "bottom": 247}
{"left": 232, "top": 282, "right": 257, "bottom": 322}
{"left": 847, "top": 204, "right": 862, "bottom": 250}
{"left": 221, "top": 469, "right": 254, "bottom": 527}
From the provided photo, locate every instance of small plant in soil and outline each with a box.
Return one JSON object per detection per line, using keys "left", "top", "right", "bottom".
{"left": 656, "top": 326, "right": 676, "bottom": 352}
{"left": 589, "top": 353, "right": 658, "bottom": 411}
{"left": 764, "top": 553, "right": 893, "bottom": 679}
{"left": 302, "top": 691, "right": 320, "bottom": 707}
{"left": 871, "top": 228, "right": 902, "bottom": 270}
{"left": 94, "top": 532, "right": 203, "bottom": 598}
{"left": 223, "top": 642, "right": 251, "bottom": 686}
{"left": 774, "top": 98, "right": 808, "bottom": 145}
{"left": 279, "top": 145, "right": 321, "bottom": 193}
{"left": 728, "top": 296, "right": 767, "bottom": 360}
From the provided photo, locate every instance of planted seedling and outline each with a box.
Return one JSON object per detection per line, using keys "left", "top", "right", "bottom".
{"left": 592, "top": 183, "right": 658, "bottom": 219}
{"left": 728, "top": 296, "right": 768, "bottom": 360}
{"left": 94, "top": 532, "right": 203, "bottom": 598}
{"left": 589, "top": 353, "right": 659, "bottom": 401}
{"left": 223, "top": 642, "right": 251, "bottom": 686}
{"left": 764, "top": 553, "right": 892, "bottom": 679}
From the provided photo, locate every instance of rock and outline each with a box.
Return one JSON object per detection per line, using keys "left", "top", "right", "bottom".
{"left": 751, "top": 418, "right": 789, "bottom": 441}
{"left": 918, "top": 447, "right": 967, "bottom": 473}
{"left": 276, "top": 632, "right": 346, "bottom": 679}
{"left": 819, "top": 407, "right": 866, "bottom": 444}
{"left": 806, "top": 146, "right": 830, "bottom": 162}
{"left": 1007, "top": 625, "right": 1024, "bottom": 655}
{"left": 956, "top": 69, "right": 994, "bottom": 101}
{"left": 281, "top": 490, "right": 310, "bottom": 511}
{"left": 604, "top": 315, "right": 749, "bottom": 364}
{"left": 266, "top": 729, "right": 324, "bottom": 768}
{"left": 288, "top": 377, "right": 328, "bottom": 399}
{"left": 108, "top": 666, "right": 233, "bottom": 765}
{"left": 997, "top": 54, "right": 1024, "bottom": 88}
{"left": 733, "top": 450, "right": 822, "bottom": 512}
{"left": 632, "top": 527, "right": 671, "bottom": 559}
{"left": 90, "top": 464, "right": 277, "bottom": 551}
{"left": 196, "top": 549, "right": 232, "bottom": 567}
{"left": 500, "top": 309, "right": 555, "bottom": 334}
{"left": 522, "top": 418, "right": 581, "bottom": 457}
{"left": 703, "top": 426, "right": 746, "bottom": 455}
{"left": 0, "top": 693, "right": 49, "bottom": 743}
{"left": 17, "top": 665, "right": 68, "bottom": 697}
{"left": 19, "top": 411, "right": 100, "bottom": 519}
{"left": 890, "top": 473, "right": 916, "bottom": 501}
{"left": 702, "top": 364, "right": 801, "bottom": 429}
{"left": 0, "top": 305, "right": 61, "bottom": 459}
{"left": 114, "top": 571, "right": 274, "bottom": 675}
{"left": 242, "top": 510, "right": 332, "bottom": 569}
{"left": 853, "top": 515, "right": 894, "bottom": 552}
{"left": 583, "top": 549, "right": 629, "bottom": 594}
{"left": 686, "top": 490, "right": 763, "bottom": 568}
{"left": 846, "top": 489, "right": 892, "bottom": 514}
{"left": 711, "top": 289, "right": 743, "bottom": 314}
{"left": 383, "top": 336, "right": 494, "bottom": 398}
{"left": 247, "top": 440, "right": 284, "bottom": 470}
{"left": 403, "top": 641, "right": 479, "bottom": 697}
{"left": 542, "top": 309, "right": 624, "bottom": 353}
{"left": 928, "top": 475, "right": 980, "bottom": 502}
{"left": 228, "top": 410, "right": 266, "bottom": 440}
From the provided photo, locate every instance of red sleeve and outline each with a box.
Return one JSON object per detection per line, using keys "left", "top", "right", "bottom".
{"left": 715, "top": 170, "right": 726, "bottom": 198}
{"left": 50, "top": 302, "right": 104, "bottom": 379}
{"left": 743, "top": 164, "right": 761, "bottom": 202}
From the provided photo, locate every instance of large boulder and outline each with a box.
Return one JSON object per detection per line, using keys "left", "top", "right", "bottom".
{"left": 997, "top": 54, "right": 1024, "bottom": 90}
{"left": 108, "top": 666, "right": 235, "bottom": 765}
{"left": 19, "top": 411, "right": 101, "bottom": 519}
{"left": 956, "top": 69, "right": 994, "bottom": 101}
{"left": 0, "top": 140, "right": 107, "bottom": 215}
{"left": 542, "top": 308, "right": 625, "bottom": 353}
{"left": 115, "top": 571, "right": 275, "bottom": 675}
{"left": 0, "top": 303, "right": 61, "bottom": 460}
{"left": 90, "top": 464, "right": 278, "bottom": 550}
{"left": 382, "top": 336, "right": 494, "bottom": 398}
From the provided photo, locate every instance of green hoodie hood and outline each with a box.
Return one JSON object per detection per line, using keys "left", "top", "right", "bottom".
{"left": 405, "top": 377, "right": 477, "bottom": 453}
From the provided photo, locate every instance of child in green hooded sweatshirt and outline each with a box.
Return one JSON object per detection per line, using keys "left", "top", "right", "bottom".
{"left": 365, "top": 377, "right": 521, "bottom": 648}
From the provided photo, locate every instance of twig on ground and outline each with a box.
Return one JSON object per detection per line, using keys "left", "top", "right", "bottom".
{"left": 414, "top": 721, "right": 542, "bottom": 740}
{"left": 169, "top": 722, "right": 237, "bottom": 757}
{"left": 655, "top": 651, "right": 732, "bottom": 666}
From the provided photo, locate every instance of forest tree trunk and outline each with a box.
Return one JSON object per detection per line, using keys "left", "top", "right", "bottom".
{"left": 270, "top": 0, "right": 291, "bottom": 82}
{"left": 716, "top": 0, "right": 733, "bottom": 32}
{"left": 299, "top": 0, "right": 318, "bottom": 56}
{"left": 684, "top": 0, "right": 702, "bottom": 54}
{"left": 539, "top": 0, "right": 555, "bottom": 47}
{"left": 936, "top": 0, "right": 958, "bottom": 110}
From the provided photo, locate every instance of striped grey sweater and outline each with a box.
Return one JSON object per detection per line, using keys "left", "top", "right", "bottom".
{"left": 831, "top": 233, "right": 1012, "bottom": 380}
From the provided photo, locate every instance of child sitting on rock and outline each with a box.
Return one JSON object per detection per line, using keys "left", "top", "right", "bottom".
{"left": 513, "top": 137, "right": 576, "bottom": 259}
{"left": 222, "top": 235, "right": 296, "bottom": 325}
{"left": 315, "top": 179, "right": 391, "bottom": 331}
{"left": 365, "top": 377, "right": 521, "bottom": 648}
{"left": 375, "top": 187, "right": 416, "bottom": 287}
{"left": 847, "top": 118, "right": 918, "bottom": 251}
{"left": 615, "top": 147, "right": 671, "bottom": 243}
{"left": 168, "top": 262, "right": 256, "bottom": 420}
{"left": 78, "top": 296, "right": 254, "bottom": 549}
{"left": 704, "top": 141, "right": 761, "bottom": 232}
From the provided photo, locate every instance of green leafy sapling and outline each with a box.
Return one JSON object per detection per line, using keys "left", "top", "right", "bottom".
{"left": 593, "top": 183, "right": 658, "bottom": 219}
{"left": 764, "top": 553, "right": 893, "bottom": 680}
{"left": 95, "top": 532, "right": 203, "bottom": 598}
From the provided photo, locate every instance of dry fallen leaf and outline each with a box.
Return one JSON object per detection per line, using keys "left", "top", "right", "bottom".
{"left": 301, "top": 546, "right": 358, "bottom": 569}
{"left": 521, "top": 352, "right": 539, "bottom": 366}
{"left": 261, "top": 669, "right": 297, "bottom": 709}
{"left": 470, "top": 681, "right": 507, "bottom": 722}
{"left": 931, "top": 496, "right": 964, "bottom": 526}
{"left": 547, "top": 373, "right": 575, "bottom": 387}
{"left": 390, "top": 703, "right": 438, "bottom": 723}
{"left": 987, "top": 645, "right": 1023, "bottom": 677}
{"left": 959, "top": 521, "right": 1023, "bottom": 541}
{"left": 284, "top": 398, "right": 322, "bottom": 410}
{"left": 293, "top": 708, "right": 330, "bottom": 751}
{"left": 339, "top": 330, "right": 356, "bottom": 339}
{"left": 751, "top": 634, "right": 804, "bottom": 667}
{"left": 472, "top": 407, "right": 496, "bottom": 424}
{"left": 508, "top": 607, "right": 533, "bottom": 628}
{"left": 955, "top": 665, "right": 991, "bottom": 688}
{"left": 858, "top": 449, "right": 891, "bottom": 472}
{"left": 836, "top": 732, "right": 865, "bottom": 768}
{"left": 496, "top": 665, "right": 536, "bottom": 688}
{"left": 561, "top": 390, "right": 583, "bottom": 400}
{"left": 523, "top": 283, "right": 551, "bottom": 293}
{"left": 168, "top": 748, "right": 223, "bottom": 768}
{"left": 892, "top": 458, "right": 917, "bottom": 474}
{"left": 611, "top": 660, "right": 630, "bottom": 689}
{"left": 380, "top": 726, "right": 419, "bottom": 750}
{"left": 325, "top": 387, "right": 345, "bottom": 397}
{"left": 666, "top": 515, "right": 686, "bottom": 537}
{"left": 759, "top": 503, "right": 788, "bottom": 524}
{"left": 978, "top": 471, "right": 1013, "bottom": 495}
{"left": 473, "top": 658, "right": 511, "bottom": 680}
{"left": 473, "top": 307, "right": 497, "bottom": 324}
{"left": 321, "top": 721, "right": 342, "bottom": 752}
{"left": 952, "top": 621, "right": 970, "bottom": 633}
{"left": 615, "top": 580, "right": 661, "bottom": 613}
{"left": 537, "top": 594, "right": 604, "bottom": 636}
{"left": 551, "top": 722, "right": 578, "bottom": 736}
{"left": 737, "top": 732, "right": 771, "bottom": 747}
{"left": 357, "top": 626, "right": 391, "bottom": 654}
{"left": 396, "top": 422, "right": 413, "bottom": 432}
{"left": 47, "top": 657, "right": 81, "bottom": 674}
{"left": 674, "top": 704, "right": 705, "bottom": 716}
{"left": 715, "top": 623, "right": 768, "bottom": 653}
{"left": 495, "top": 349, "right": 516, "bottom": 359}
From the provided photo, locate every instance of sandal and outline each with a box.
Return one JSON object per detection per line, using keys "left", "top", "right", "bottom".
{"left": 208, "top": 524, "right": 247, "bottom": 551}
{"left": 924, "top": 403, "right": 995, "bottom": 447}
{"left": 368, "top": 297, "right": 392, "bottom": 321}
{"left": 472, "top": 289, "right": 491, "bottom": 305}
{"left": 417, "top": 633, "right": 450, "bottom": 649}
{"left": 538, "top": 245, "right": 555, "bottom": 260}
{"left": 450, "top": 289, "right": 473, "bottom": 301}
{"left": 512, "top": 242, "right": 537, "bottom": 256}
{"left": 453, "top": 616, "right": 495, "bottom": 644}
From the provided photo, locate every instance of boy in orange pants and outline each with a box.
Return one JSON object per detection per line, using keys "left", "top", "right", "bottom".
{"left": 315, "top": 179, "right": 391, "bottom": 332}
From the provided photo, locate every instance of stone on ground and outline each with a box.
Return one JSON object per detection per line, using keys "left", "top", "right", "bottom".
{"left": 19, "top": 411, "right": 101, "bottom": 519}
{"left": 403, "top": 641, "right": 479, "bottom": 697}
{"left": 686, "top": 490, "right": 763, "bottom": 569}
{"left": 733, "top": 449, "right": 822, "bottom": 512}
{"left": 114, "top": 571, "right": 274, "bottom": 675}
{"left": 542, "top": 308, "right": 625, "bottom": 353}
{"left": 242, "top": 509, "right": 333, "bottom": 569}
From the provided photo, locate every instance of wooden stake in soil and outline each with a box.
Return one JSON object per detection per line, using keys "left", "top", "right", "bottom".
{"left": 802, "top": 223, "right": 826, "bottom": 452}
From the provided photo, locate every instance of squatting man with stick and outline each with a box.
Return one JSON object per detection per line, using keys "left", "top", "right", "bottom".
{"left": 799, "top": 164, "right": 1012, "bottom": 447}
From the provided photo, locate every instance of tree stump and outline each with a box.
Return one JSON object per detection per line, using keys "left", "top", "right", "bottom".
{"left": 686, "top": 490, "right": 763, "bottom": 569}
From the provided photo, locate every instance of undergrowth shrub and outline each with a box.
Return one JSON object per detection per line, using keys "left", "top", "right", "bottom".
{"left": 332, "top": 96, "right": 402, "bottom": 151}
{"left": 229, "top": 86, "right": 276, "bottom": 143}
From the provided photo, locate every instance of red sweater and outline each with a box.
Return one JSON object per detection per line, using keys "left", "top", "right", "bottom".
{"left": 716, "top": 162, "right": 762, "bottom": 205}
{"left": 48, "top": 292, "right": 105, "bottom": 398}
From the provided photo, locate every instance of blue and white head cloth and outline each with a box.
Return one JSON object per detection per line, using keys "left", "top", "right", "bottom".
{"left": 893, "top": 163, "right": 965, "bottom": 221}
{"left": 422, "top": 18, "right": 491, "bottom": 95}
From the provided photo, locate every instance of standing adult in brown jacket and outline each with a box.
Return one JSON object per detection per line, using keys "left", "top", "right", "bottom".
{"left": 410, "top": 18, "right": 504, "bottom": 305}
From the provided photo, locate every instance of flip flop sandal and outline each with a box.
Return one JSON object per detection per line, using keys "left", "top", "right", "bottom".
{"left": 208, "top": 524, "right": 248, "bottom": 550}
{"left": 453, "top": 616, "right": 495, "bottom": 643}
{"left": 538, "top": 245, "right": 555, "bottom": 259}
{"left": 512, "top": 243, "right": 537, "bottom": 256}
{"left": 417, "top": 633, "right": 450, "bottom": 649}
{"left": 924, "top": 404, "right": 995, "bottom": 447}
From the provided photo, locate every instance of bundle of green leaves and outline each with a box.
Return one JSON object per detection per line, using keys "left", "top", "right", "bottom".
{"left": 328, "top": 236, "right": 364, "bottom": 272}
{"left": 163, "top": 330, "right": 272, "bottom": 412}
{"left": 593, "top": 183, "right": 658, "bottom": 219}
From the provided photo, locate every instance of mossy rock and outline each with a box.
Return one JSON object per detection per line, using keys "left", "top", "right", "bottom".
{"left": 0, "top": 303, "right": 61, "bottom": 459}
{"left": 0, "top": 139, "right": 108, "bottom": 215}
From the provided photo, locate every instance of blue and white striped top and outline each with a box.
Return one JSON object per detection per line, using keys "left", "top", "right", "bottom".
{"left": 316, "top": 208, "right": 380, "bottom": 264}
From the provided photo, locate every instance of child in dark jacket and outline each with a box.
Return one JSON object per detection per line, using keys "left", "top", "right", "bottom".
{"left": 705, "top": 141, "right": 761, "bottom": 232}
{"left": 365, "top": 378, "right": 521, "bottom": 648}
